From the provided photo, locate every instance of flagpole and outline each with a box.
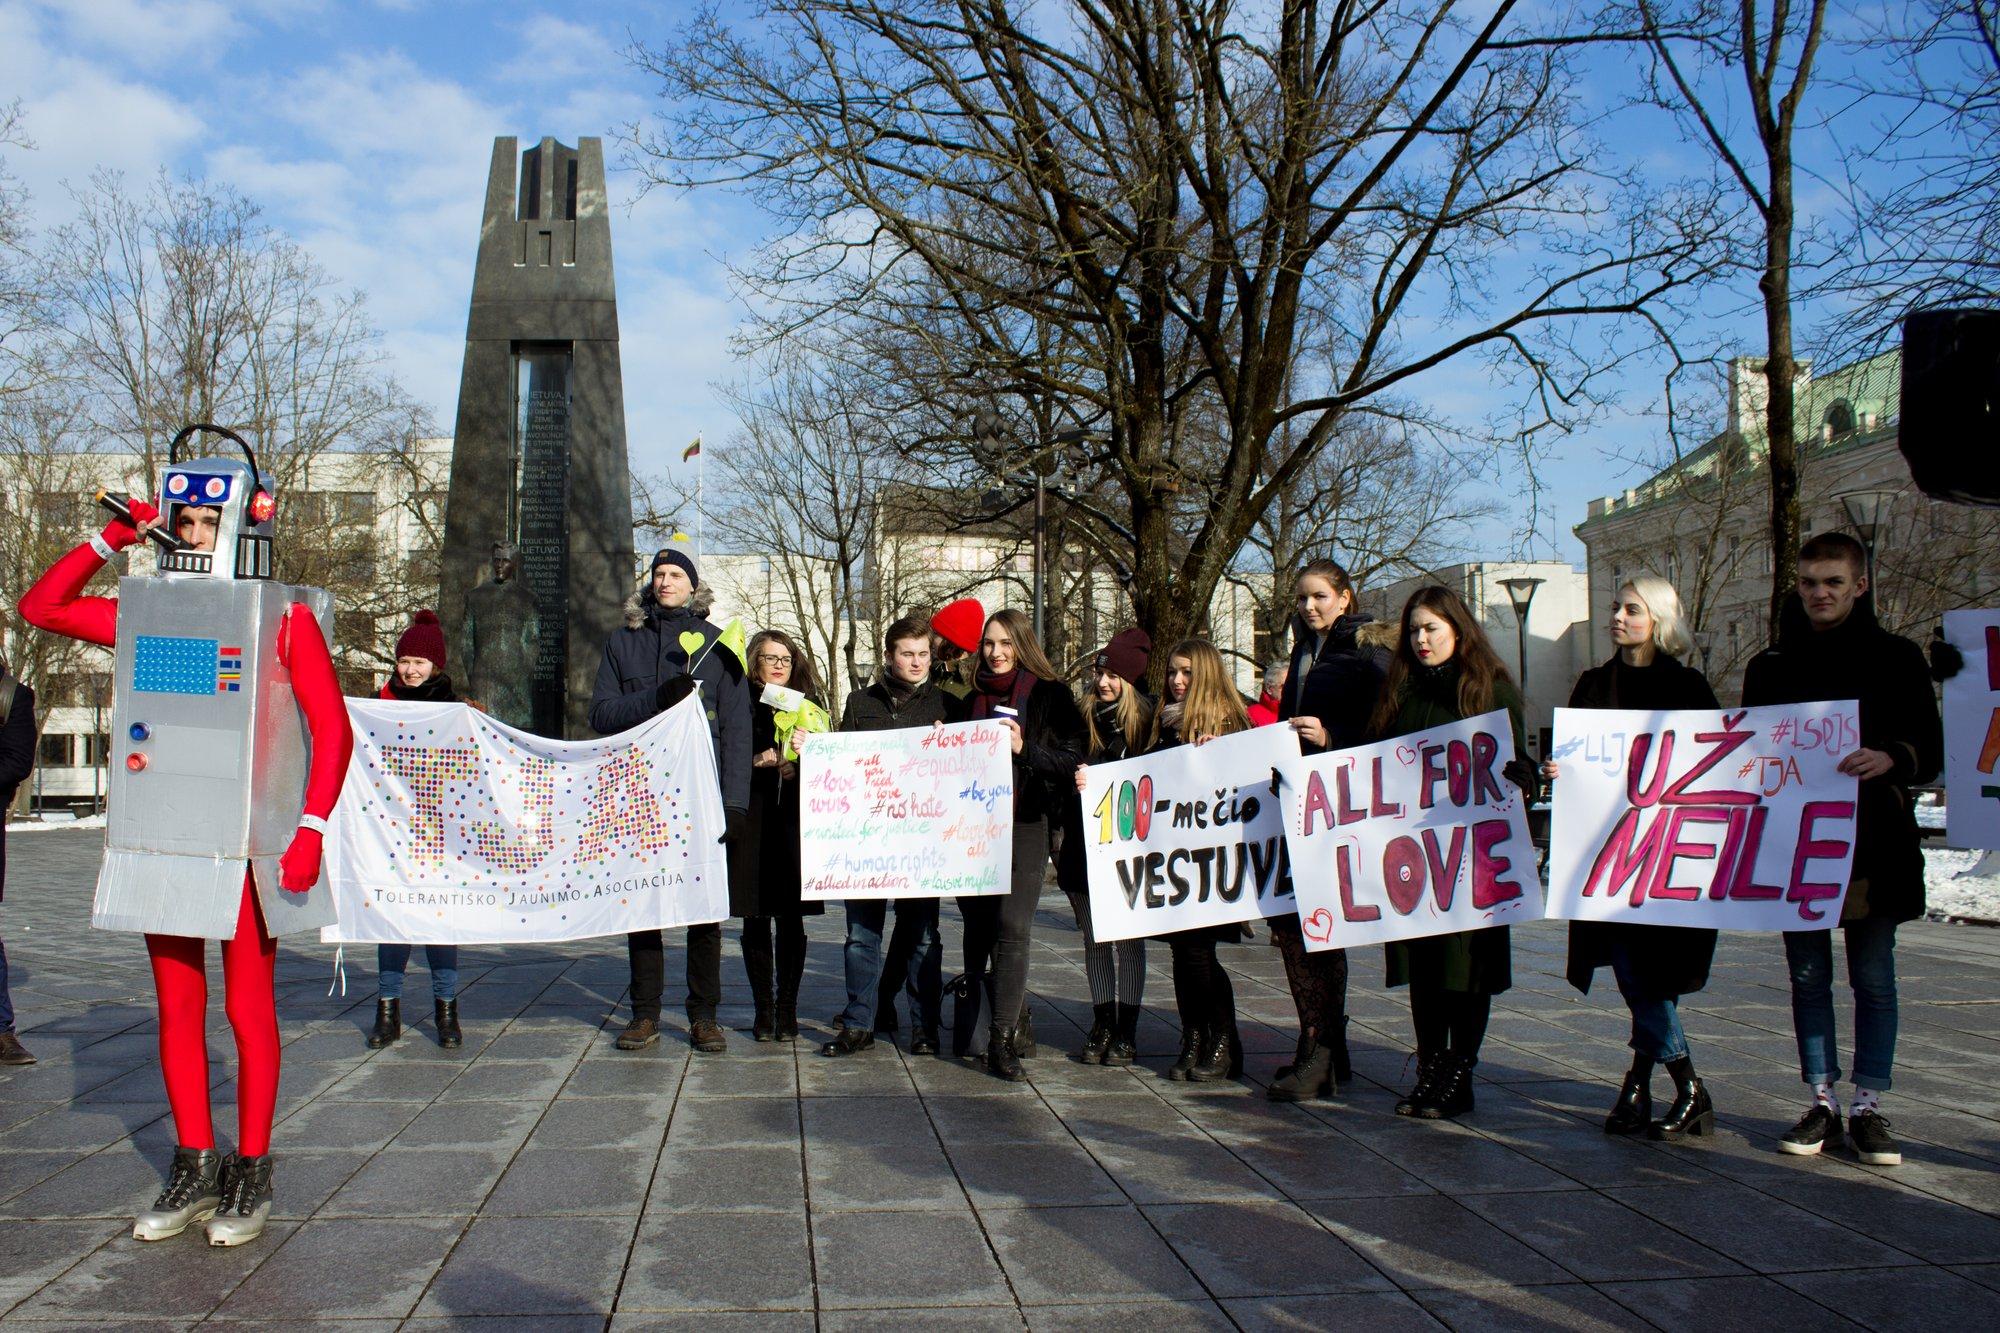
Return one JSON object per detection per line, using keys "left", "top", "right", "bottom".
{"left": 695, "top": 433, "right": 705, "bottom": 561}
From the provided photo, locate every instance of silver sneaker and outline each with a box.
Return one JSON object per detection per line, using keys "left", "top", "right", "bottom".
{"left": 133, "top": 1146, "right": 223, "bottom": 1241}
{"left": 203, "top": 1152, "right": 273, "bottom": 1247}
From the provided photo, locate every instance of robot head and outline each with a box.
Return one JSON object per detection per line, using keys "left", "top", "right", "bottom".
{"left": 154, "top": 425, "right": 277, "bottom": 581}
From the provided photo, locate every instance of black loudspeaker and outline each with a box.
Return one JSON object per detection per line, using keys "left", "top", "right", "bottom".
{"left": 1900, "top": 308, "right": 2000, "bottom": 506}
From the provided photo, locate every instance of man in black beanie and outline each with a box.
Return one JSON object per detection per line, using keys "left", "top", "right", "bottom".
{"left": 589, "top": 548, "right": 752, "bottom": 1054}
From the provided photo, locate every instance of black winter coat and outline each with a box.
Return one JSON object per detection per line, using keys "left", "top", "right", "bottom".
{"left": 588, "top": 591, "right": 752, "bottom": 814}
{"left": 1561, "top": 654, "right": 1721, "bottom": 1000}
{"left": 970, "top": 676, "right": 1088, "bottom": 826}
{"left": 1741, "top": 597, "right": 1942, "bottom": 924}
{"left": 1282, "top": 613, "right": 1396, "bottom": 752}
{"left": 0, "top": 679, "right": 36, "bottom": 905}
{"left": 733, "top": 702, "right": 822, "bottom": 918}
{"left": 839, "top": 674, "right": 964, "bottom": 733}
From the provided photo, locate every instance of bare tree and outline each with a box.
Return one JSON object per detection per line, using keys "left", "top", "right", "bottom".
{"left": 626, "top": 1, "right": 1721, "bottom": 658}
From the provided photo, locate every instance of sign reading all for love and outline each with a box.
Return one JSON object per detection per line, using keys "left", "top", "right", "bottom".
{"left": 1942, "top": 609, "right": 2000, "bottom": 851}
{"left": 1080, "top": 725, "right": 1302, "bottom": 942}
{"left": 1278, "top": 710, "right": 1540, "bottom": 951}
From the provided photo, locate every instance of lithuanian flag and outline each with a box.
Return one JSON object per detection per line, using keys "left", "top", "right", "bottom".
{"left": 682, "top": 437, "right": 702, "bottom": 463}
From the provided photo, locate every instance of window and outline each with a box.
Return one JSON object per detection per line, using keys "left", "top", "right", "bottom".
{"left": 1823, "top": 400, "right": 1857, "bottom": 438}
{"left": 38, "top": 733, "right": 71, "bottom": 767}
{"left": 81, "top": 733, "right": 109, "bottom": 766}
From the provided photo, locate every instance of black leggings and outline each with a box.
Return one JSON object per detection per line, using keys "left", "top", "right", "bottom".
{"left": 1167, "top": 926, "right": 1237, "bottom": 1033}
{"left": 740, "top": 915, "right": 807, "bottom": 1009}
{"left": 1409, "top": 983, "right": 1490, "bottom": 1063}
{"left": 959, "top": 819, "right": 1049, "bottom": 1035}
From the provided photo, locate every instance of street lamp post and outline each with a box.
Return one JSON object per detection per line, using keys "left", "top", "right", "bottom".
{"left": 1837, "top": 487, "right": 1897, "bottom": 586}
{"left": 1498, "top": 575, "right": 1543, "bottom": 752}
{"left": 971, "top": 404, "right": 1061, "bottom": 641}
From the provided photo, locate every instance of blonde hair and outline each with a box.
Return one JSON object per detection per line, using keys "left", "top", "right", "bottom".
{"left": 1621, "top": 575, "right": 1693, "bottom": 659}
{"left": 1150, "top": 638, "right": 1250, "bottom": 747}
{"left": 1081, "top": 674, "right": 1155, "bottom": 755}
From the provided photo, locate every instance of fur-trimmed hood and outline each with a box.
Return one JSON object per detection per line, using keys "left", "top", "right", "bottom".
{"left": 624, "top": 582, "right": 718, "bottom": 630}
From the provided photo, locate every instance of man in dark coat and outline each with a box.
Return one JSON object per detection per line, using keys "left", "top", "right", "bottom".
{"left": 1743, "top": 532, "right": 1942, "bottom": 1167}
{"left": 817, "top": 616, "right": 964, "bottom": 1057}
{"left": 589, "top": 549, "right": 752, "bottom": 1055}
{"left": 0, "top": 656, "right": 37, "bottom": 1064}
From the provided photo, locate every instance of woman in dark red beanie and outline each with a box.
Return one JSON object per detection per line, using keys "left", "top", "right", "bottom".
{"left": 1058, "top": 628, "right": 1154, "bottom": 1065}
{"left": 368, "top": 610, "right": 463, "bottom": 1048}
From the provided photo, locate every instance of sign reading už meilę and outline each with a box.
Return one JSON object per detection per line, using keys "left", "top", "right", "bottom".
{"left": 322, "top": 696, "right": 729, "bottom": 944}
{"left": 1278, "top": 710, "right": 1541, "bottom": 951}
{"left": 1544, "top": 701, "right": 1861, "bottom": 930}
{"left": 1080, "top": 725, "right": 1303, "bottom": 943}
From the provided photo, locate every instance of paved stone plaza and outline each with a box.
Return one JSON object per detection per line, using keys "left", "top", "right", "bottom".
{"left": 3, "top": 828, "right": 2000, "bottom": 1328}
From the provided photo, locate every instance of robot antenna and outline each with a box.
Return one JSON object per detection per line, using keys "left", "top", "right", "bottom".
{"left": 168, "top": 423, "right": 262, "bottom": 480}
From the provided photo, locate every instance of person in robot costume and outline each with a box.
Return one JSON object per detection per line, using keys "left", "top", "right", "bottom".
{"left": 17, "top": 427, "right": 352, "bottom": 1247}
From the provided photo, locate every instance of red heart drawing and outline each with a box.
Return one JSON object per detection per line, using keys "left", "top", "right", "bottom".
{"left": 1302, "top": 907, "right": 1334, "bottom": 944}
{"left": 1395, "top": 745, "right": 1418, "bottom": 767}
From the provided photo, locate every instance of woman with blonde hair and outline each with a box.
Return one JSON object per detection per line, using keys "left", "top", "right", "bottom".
{"left": 1149, "top": 638, "right": 1252, "bottom": 1082}
{"left": 1545, "top": 576, "right": 1720, "bottom": 1140}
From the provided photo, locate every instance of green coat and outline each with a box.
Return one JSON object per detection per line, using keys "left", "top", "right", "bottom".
{"left": 1380, "top": 663, "right": 1530, "bottom": 997}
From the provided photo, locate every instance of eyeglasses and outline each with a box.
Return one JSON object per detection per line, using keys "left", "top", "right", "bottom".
{"left": 756, "top": 653, "right": 793, "bottom": 665}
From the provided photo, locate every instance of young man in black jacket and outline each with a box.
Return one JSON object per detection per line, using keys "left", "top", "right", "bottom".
{"left": 1742, "top": 532, "right": 1942, "bottom": 1166}
{"left": 589, "top": 549, "right": 752, "bottom": 1055}
{"left": 814, "top": 616, "right": 963, "bottom": 1056}
{"left": 0, "top": 656, "right": 35, "bottom": 1065}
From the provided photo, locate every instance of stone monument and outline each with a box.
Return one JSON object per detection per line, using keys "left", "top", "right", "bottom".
{"left": 438, "top": 136, "right": 636, "bottom": 737}
{"left": 459, "top": 541, "right": 541, "bottom": 731}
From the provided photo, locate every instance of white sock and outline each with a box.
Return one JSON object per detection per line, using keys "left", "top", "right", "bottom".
{"left": 1852, "top": 1087, "right": 1882, "bottom": 1118}
{"left": 1813, "top": 1082, "right": 1842, "bottom": 1115}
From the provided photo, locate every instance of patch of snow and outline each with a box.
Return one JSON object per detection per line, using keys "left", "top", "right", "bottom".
{"left": 6, "top": 813, "right": 107, "bottom": 833}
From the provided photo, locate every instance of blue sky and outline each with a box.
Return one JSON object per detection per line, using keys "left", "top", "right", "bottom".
{"left": 1, "top": 0, "right": 1917, "bottom": 567}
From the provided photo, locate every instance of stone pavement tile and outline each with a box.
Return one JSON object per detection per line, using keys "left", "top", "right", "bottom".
{"left": 0, "top": 1149, "right": 84, "bottom": 1205}
{"left": 1951, "top": 1263, "right": 2000, "bottom": 1293}
{"left": 1068, "top": 1128, "right": 1282, "bottom": 1205}
{"left": 278, "top": 1026, "right": 380, "bottom": 1064}
{"left": 617, "top": 1209, "right": 812, "bottom": 1312}
{"left": 9, "top": 1221, "right": 298, "bottom": 1321}
{"left": 326, "top": 1058, "right": 466, "bottom": 1101}
{"left": 526, "top": 1096, "right": 670, "bottom": 1151}
{"left": 1459, "top": 1190, "right": 1749, "bottom": 1283}
{"left": 268, "top": 1149, "right": 371, "bottom": 1219}
{"left": 1225, "top": 1127, "right": 1434, "bottom": 1202}
{"left": 435, "top": 1058, "right": 572, "bottom": 1103}
{"left": 483, "top": 1146, "right": 658, "bottom": 1217}
{"left": 319, "top": 1148, "right": 510, "bottom": 1217}
{"left": 479, "top": 1024, "right": 597, "bottom": 1062}
{"left": 0, "top": 1099, "right": 65, "bottom": 1134}
{"left": 1144, "top": 1199, "right": 1391, "bottom": 1298}
{"left": 0, "top": 1104, "right": 162, "bottom": 1152}
{"left": 802, "top": 1093, "right": 938, "bottom": 1147}
{"left": 1480, "top": 1121, "right": 1717, "bottom": 1191}
{"left": 822, "top": 1307, "right": 1024, "bottom": 1329}
{"left": 806, "top": 1138, "right": 966, "bottom": 1210}
{"left": 925, "top": 1095, "right": 1074, "bottom": 1145}
{"left": 563, "top": 1052, "right": 687, "bottom": 1099}
{"left": 1335, "top": 1118, "right": 1580, "bottom": 1195}
{"left": 212, "top": 1216, "right": 465, "bottom": 1319}
{"left": 1758, "top": 1171, "right": 2000, "bottom": 1264}
{"left": 982, "top": 1203, "right": 1206, "bottom": 1305}
{"left": 415, "top": 1214, "right": 635, "bottom": 1317}
{"left": 908, "top": 1053, "right": 1045, "bottom": 1097}
{"left": 945, "top": 1138, "right": 1126, "bottom": 1207}
{"left": 389, "top": 1097, "right": 545, "bottom": 1152}
{"left": 1601, "top": 1181, "right": 1917, "bottom": 1275}
{"left": 649, "top": 1144, "right": 805, "bottom": 1213}
{"left": 71, "top": 1066, "right": 182, "bottom": 1104}
{"left": 679, "top": 1049, "right": 800, "bottom": 1098}
{"left": 1776, "top": 1265, "right": 2000, "bottom": 1329}
{"left": 1223, "top": 1290, "right": 1445, "bottom": 1330}
{"left": 0, "top": 1145, "right": 175, "bottom": 1219}
{"left": 1411, "top": 1282, "right": 1656, "bottom": 1331}
{"left": 612, "top": 1315, "right": 815, "bottom": 1331}
{"left": 0, "top": 1219, "right": 118, "bottom": 1311}
{"left": 272, "top": 1097, "right": 423, "bottom": 1152}
{"left": 812, "top": 1208, "right": 1012, "bottom": 1309}
{"left": 667, "top": 1094, "right": 800, "bottom": 1148}
{"left": 1303, "top": 1193, "right": 1573, "bottom": 1291}
{"left": 1596, "top": 1274, "right": 1866, "bottom": 1330}
{"left": 1024, "top": 1300, "right": 1228, "bottom": 1329}
{"left": 797, "top": 1049, "right": 923, "bottom": 1096}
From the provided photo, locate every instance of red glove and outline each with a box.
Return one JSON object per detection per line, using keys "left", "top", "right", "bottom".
{"left": 278, "top": 826, "right": 324, "bottom": 893}
{"left": 103, "top": 497, "right": 161, "bottom": 553}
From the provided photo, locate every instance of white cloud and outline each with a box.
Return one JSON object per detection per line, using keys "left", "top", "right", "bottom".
{"left": 45, "top": 0, "right": 241, "bottom": 67}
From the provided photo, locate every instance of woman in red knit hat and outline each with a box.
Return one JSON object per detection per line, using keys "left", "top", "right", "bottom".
{"left": 367, "top": 609, "right": 464, "bottom": 1050}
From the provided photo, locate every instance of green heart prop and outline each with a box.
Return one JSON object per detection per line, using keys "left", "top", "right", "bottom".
{"left": 679, "top": 630, "right": 706, "bottom": 659}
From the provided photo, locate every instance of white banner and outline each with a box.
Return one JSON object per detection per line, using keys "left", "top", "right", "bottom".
{"left": 1943, "top": 610, "right": 2000, "bottom": 851}
{"left": 1545, "top": 702, "right": 1861, "bottom": 930}
{"left": 798, "top": 720, "right": 1014, "bottom": 900}
{"left": 1081, "top": 726, "right": 1302, "bottom": 942}
{"left": 323, "top": 698, "right": 730, "bottom": 944}
{"left": 1279, "top": 710, "right": 1540, "bottom": 951}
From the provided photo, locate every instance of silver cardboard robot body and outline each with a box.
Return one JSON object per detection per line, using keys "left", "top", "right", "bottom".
{"left": 96, "top": 576, "right": 337, "bottom": 939}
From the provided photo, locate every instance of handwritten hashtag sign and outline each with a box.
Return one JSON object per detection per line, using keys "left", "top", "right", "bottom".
{"left": 797, "top": 720, "right": 1014, "bottom": 899}
{"left": 1545, "top": 701, "right": 1861, "bottom": 931}
{"left": 1942, "top": 610, "right": 2000, "bottom": 851}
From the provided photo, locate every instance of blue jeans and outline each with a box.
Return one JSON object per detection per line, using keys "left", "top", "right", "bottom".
{"left": 1784, "top": 917, "right": 1897, "bottom": 1091}
{"left": 1611, "top": 945, "right": 1687, "bottom": 1062}
{"left": 841, "top": 899, "right": 940, "bottom": 1033}
{"left": 0, "top": 935, "right": 14, "bottom": 1033}
{"left": 377, "top": 944, "right": 459, "bottom": 1001}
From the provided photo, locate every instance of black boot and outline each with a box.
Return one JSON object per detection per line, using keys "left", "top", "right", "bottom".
{"left": 1268, "top": 1043, "right": 1336, "bottom": 1102}
{"left": 1187, "top": 1026, "right": 1242, "bottom": 1082}
{"left": 752, "top": 1002, "right": 777, "bottom": 1043}
{"left": 1414, "top": 1053, "right": 1475, "bottom": 1120}
{"left": 1648, "top": 1057, "right": 1714, "bottom": 1140}
{"left": 1330, "top": 1016, "right": 1353, "bottom": 1085}
{"left": 1011, "top": 1004, "right": 1037, "bottom": 1058}
{"left": 1274, "top": 1030, "right": 1314, "bottom": 1083}
{"left": 1166, "top": 1025, "right": 1204, "bottom": 1081}
{"left": 433, "top": 998, "right": 462, "bottom": 1050}
{"left": 1603, "top": 1058, "right": 1654, "bottom": 1135}
{"left": 1103, "top": 1004, "right": 1139, "bottom": 1066}
{"left": 987, "top": 1025, "right": 1025, "bottom": 1081}
{"left": 366, "top": 999, "right": 401, "bottom": 1049}
{"left": 1077, "top": 1003, "right": 1115, "bottom": 1065}
{"left": 1394, "top": 1052, "right": 1441, "bottom": 1116}
{"left": 774, "top": 997, "right": 799, "bottom": 1043}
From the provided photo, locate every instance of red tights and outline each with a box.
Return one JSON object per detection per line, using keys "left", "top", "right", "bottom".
{"left": 144, "top": 878, "right": 280, "bottom": 1156}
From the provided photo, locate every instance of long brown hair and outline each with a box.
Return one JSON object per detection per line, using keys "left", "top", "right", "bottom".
{"left": 747, "top": 629, "right": 821, "bottom": 703}
{"left": 1149, "top": 638, "right": 1250, "bottom": 748}
{"left": 1367, "top": 585, "right": 1513, "bottom": 736}
{"left": 981, "top": 608, "right": 1062, "bottom": 683}
{"left": 1297, "top": 557, "right": 1357, "bottom": 608}
{"left": 1081, "top": 673, "right": 1155, "bottom": 755}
